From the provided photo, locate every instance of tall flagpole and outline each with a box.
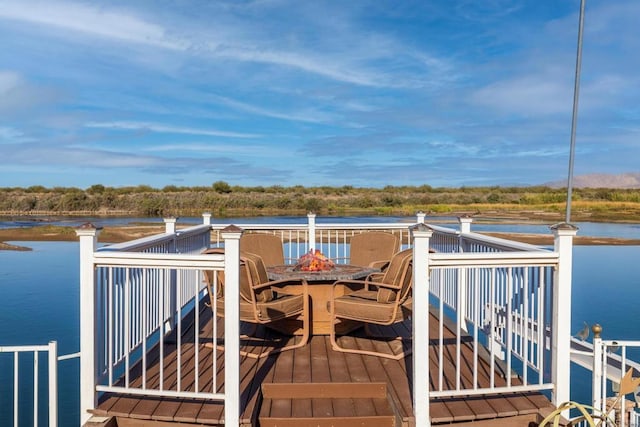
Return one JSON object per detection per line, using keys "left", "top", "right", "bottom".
{"left": 566, "top": 0, "right": 586, "bottom": 223}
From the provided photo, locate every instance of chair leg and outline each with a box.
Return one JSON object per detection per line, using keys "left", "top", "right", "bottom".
{"left": 211, "top": 295, "right": 311, "bottom": 359}
{"left": 330, "top": 319, "right": 411, "bottom": 360}
{"left": 248, "top": 294, "right": 311, "bottom": 359}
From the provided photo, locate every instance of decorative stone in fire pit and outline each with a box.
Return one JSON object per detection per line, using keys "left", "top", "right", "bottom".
{"left": 293, "top": 249, "right": 335, "bottom": 272}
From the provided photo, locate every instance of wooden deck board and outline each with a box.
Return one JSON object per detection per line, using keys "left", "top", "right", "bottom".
{"left": 291, "top": 335, "right": 312, "bottom": 418}
{"left": 353, "top": 330, "right": 412, "bottom": 418}
{"left": 92, "top": 302, "right": 555, "bottom": 426}
{"left": 309, "top": 335, "right": 334, "bottom": 417}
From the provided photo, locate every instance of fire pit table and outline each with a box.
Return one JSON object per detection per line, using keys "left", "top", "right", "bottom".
{"left": 266, "top": 264, "right": 379, "bottom": 335}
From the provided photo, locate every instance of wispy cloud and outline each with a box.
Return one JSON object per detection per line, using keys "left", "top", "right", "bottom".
{"left": 0, "top": 0, "right": 186, "bottom": 50}
{"left": 0, "top": 0, "right": 454, "bottom": 89}
{"left": 0, "top": 70, "right": 21, "bottom": 94}
{"left": 0, "top": 70, "right": 61, "bottom": 114}
{"left": 139, "top": 142, "right": 274, "bottom": 156}
{"left": 0, "top": 0, "right": 638, "bottom": 188}
{"left": 85, "top": 121, "right": 259, "bottom": 138}
{"left": 0, "top": 126, "right": 27, "bottom": 142}
{"left": 470, "top": 74, "right": 573, "bottom": 116}
{"left": 210, "top": 94, "right": 337, "bottom": 124}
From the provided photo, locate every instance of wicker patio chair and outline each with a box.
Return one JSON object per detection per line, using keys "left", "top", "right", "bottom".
{"left": 329, "top": 248, "right": 413, "bottom": 360}
{"left": 203, "top": 250, "right": 309, "bottom": 358}
{"left": 240, "top": 233, "right": 287, "bottom": 267}
{"left": 334, "top": 231, "right": 400, "bottom": 269}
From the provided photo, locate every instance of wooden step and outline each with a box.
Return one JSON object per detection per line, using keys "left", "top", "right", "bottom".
{"left": 259, "top": 382, "right": 400, "bottom": 427}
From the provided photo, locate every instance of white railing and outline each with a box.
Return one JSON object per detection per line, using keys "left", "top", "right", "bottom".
{"left": 76, "top": 213, "right": 577, "bottom": 427}
{"left": 209, "top": 212, "right": 441, "bottom": 260}
{"left": 412, "top": 222, "right": 576, "bottom": 426}
{"left": 427, "top": 252, "right": 558, "bottom": 397}
{"left": 100, "top": 222, "right": 210, "bottom": 254}
{"left": 589, "top": 334, "right": 640, "bottom": 427}
{"left": 97, "top": 221, "right": 212, "bottom": 324}
{"left": 92, "top": 252, "right": 224, "bottom": 400}
{"left": 0, "top": 342, "right": 58, "bottom": 427}
{"left": 77, "top": 219, "right": 242, "bottom": 426}
{"left": 208, "top": 212, "right": 550, "bottom": 260}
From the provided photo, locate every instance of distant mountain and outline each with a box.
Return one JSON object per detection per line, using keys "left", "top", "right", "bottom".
{"left": 545, "top": 172, "right": 640, "bottom": 189}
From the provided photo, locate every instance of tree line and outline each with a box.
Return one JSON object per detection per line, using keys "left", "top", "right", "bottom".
{"left": 1, "top": 181, "right": 639, "bottom": 218}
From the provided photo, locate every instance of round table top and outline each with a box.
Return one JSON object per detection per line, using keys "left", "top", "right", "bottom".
{"left": 266, "top": 264, "right": 378, "bottom": 282}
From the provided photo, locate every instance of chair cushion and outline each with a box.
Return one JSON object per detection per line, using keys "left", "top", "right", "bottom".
{"left": 218, "top": 294, "right": 304, "bottom": 322}
{"left": 376, "top": 288, "right": 397, "bottom": 303}
{"left": 334, "top": 292, "right": 397, "bottom": 323}
{"left": 256, "top": 294, "right": 305, "bottom": 321}
{"left": 242, "top": 252, "right": 275, "bottom": 302}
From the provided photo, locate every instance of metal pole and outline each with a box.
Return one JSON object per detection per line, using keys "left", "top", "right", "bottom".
{"left": 566, "top": 0, "right": 586, "bottom": 223}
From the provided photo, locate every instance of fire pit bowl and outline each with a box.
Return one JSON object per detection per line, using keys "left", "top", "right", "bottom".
{"left": 293, "top": 249, "right": 335, "bottom": 272}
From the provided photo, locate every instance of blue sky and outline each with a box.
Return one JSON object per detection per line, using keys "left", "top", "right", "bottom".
{"left": 1, "top": 0, "right": 638, "bottom": 189}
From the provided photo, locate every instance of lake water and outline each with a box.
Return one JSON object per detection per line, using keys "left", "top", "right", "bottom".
{"left": 0, "top": 217, "right": 639, "bottom": 425}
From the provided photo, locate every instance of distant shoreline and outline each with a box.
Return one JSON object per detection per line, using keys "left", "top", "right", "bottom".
{"left": 1, "top": 222, "right": 639, "bottom": 251}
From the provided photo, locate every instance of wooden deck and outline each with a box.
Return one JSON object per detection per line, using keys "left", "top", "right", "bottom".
{"left": 90, "top": 303, "right": 556, "bottom": 426}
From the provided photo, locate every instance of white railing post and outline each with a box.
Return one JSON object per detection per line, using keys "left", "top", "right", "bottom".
{"left": 458, "top": 215, "right": 473, "bottom": 254}
{"left": 202, "top": 212, "right": 212, "bottom": 225}
{"left": 221, "top": 225, "right": 242, "bottom": 427}
{"left": 48, "top": 341, "right": 58, "bottom": 427}
{"left": 164, "top": 217, "right": 177, "bottom": 234}
{"left": 458, "top": 215, "right": 473, "bottom": 234}
{"left": 164, "top": 217, "right": 178, "bottom": 331}
{"left": 591, "top": 324, "right": 604, "bottom": 414}
{"left": 307, "top": 212, "right": 316, "bottom": 251}
{"left": 416, "top": 211, "right": 426, "bottom": 224}
{"left": 551, "top": 222, "right": 578, "bottom": 409}
{"left": 411, "top": 223, "right": 433, "bottom": 427}
{"left": 75, "top": 223, "right": 101, "bottom": 425}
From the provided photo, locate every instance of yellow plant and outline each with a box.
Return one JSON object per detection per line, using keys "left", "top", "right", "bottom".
{"left": 539, "top": 368, "right": 640, "bottom": 427}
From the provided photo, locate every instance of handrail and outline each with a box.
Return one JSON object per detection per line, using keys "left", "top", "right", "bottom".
{"left": 429, "top": 251, "right": 558, "bottom": 266}
{"left": 100, "top": 224, "right": 210, "bottom": 252}
{"left": 461, "top": 230, "right": 549, "bottom": 252}
{"left": 93, "top": 251, "right": 225, "bottom": 266}
{"left": 98, "top": 232, "right": 174, "bottom": 251}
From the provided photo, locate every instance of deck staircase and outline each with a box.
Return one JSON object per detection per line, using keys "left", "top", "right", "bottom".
{"left": 259, "top": 382, "right": 401, "bottom": 427}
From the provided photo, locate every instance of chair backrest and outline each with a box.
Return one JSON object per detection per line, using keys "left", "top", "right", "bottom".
{"left": 241, "top": 252, "right": 274, "bottom": 303}
{"left": 240, "top": 233, "right": 285, "bottom": 267}
{"left": 349, "top": 232, "right": 400, "bottom": 267}
{"left": 382, "top": 249, "right": 412, "bottom": 287}
{"left": 371, "top": 248, "right": 412, "bottom": 305}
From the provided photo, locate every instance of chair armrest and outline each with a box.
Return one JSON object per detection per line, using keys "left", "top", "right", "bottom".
{"left": 254, "top": 278, "right": 308, "bottom": 294}
{"left": 330, "top": 279, "right": 367, "bottom": 302}
{"left": 331, "top": 278, "right": 369, "bottom": 291}
{"left": 366, "top": 272, "right": 385, "bottom": 282}
{"left": 368, "top": 260, "right": 390, "bottom": 270}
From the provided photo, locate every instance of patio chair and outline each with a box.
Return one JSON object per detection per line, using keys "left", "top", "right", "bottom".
{"left": 203, "top": 250, "right": 309, "bottom": 359}
{"left": 337, "top": 231, "right": 400, "bottom": 269}
{"left": 240, "top": 233, "right": 286, "bottom": 267}
{"left": 329, "top": 248, "right": 413, "bottom": 360}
